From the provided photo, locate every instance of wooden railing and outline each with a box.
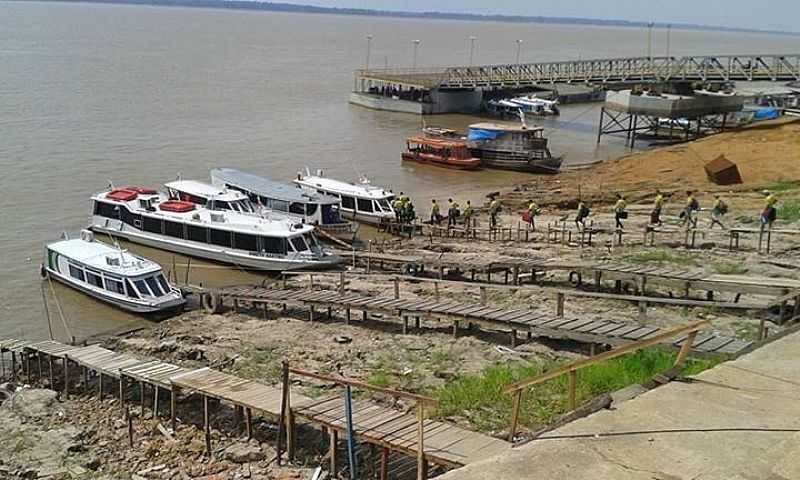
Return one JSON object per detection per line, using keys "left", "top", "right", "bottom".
{"left": 284, "top": 364, "right": 438, "bottom": 480}
{"left": 503, "top": 319, "right": 710, "bottom": 441}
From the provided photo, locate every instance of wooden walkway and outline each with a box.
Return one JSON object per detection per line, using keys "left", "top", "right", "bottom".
{"left": 218, "top": 286, "right": 753, "bottom": 356}
{"left": 2, "top": 338, "right": 510, "bottom": 477}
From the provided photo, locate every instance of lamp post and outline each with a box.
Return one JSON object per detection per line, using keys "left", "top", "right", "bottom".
{"left": 469, "top": 35, "right": 477, "bottom": 67}
{"left": 647, "top": 22, "right": 654, "bottom": 62}
{"left": 365, "top": 34, "right": 373, "bottom": 70}
{"left": 666, "top": 24, "right": 672, "bottom": 59}
{"left": 515, "top": 39, "right": 523, "bottom": 65}
{"left": 412, "top": 39, "right": 421, "bottom": 70}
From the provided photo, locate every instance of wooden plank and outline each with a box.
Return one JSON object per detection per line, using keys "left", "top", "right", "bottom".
{"left": 574, "top": 321, "right": 612, "bottom": 333}
{"left": 621, "top": 327, "right": 661, "bottom": 340}
{"left": 691, "top": 336, "right": 735, "bottom": 353}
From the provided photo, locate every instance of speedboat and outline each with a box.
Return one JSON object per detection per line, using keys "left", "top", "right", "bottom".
{"left": 89, "top": 183, "right": 340, "bottom": 271}
{"left": 42, "top": 230, "right": 185, "bottom": 314}
{"left": 294, "top": 170, "right": 395, "bottom": 226}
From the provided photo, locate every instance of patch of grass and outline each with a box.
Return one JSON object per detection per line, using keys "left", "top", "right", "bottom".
{"left": 731, "top": 320, "right": 763, "bottom": 342}
{"left": 713, "top": 261, "right": 748, "bottom": 275}
{"left": 764, "top": 179, "right": 800, "bottom": 193}
{"left": 624, "top": 249, "right": 699, "bottom": 267}
{"left": 367, "top": 370, "right": 391, "bottom": 388}
{"left": 778, "top": 199, "right": 800, "bottom": 223}
{"left": 231, "top": 346, "right": 282, "bottom": 383}
{"left": 436, "top": 349, "right": 719, "bottom": 433}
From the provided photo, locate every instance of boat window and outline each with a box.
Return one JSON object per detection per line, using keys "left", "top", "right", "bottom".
{"left": 289, "top": 202, "right": 305, "bottom": 215}
{"left": 357, "top": 198, "right": 374, "bottom": 213}
{"left": 233, "top": 232, "right": 259, "bottom": 251}
{"left": 377, "top": 198, "right": 392, "bottom": 212}
{"left": 187, "top": 225, "right": 208, "bottom": 243}
{"left": 134, "top": 279, "right": 151, "bottom": 297}
{"left": 236, "top": 200, "right": 256, "bottom": 213}
{"left": 177, "top": 192, "right": 207, "bottom": 206}
{"left": 306, "top": 203, "right": 318, "bottom": 216}
{"left": 289, "top": 236, "right": 308, "bottom": 252}
{"left": 68, "top": 264, "right": 85, "bottom": 282}
{"left": 120, "top": 207, "right": 141, "bottom": 227}
{"left": 321, "top": 204, "right": 341, "bottom": 224}
{"left": 94, "top": 201, "right": 120, "bottom": 219}
{"left": 164, "top": 221, "right": 185, "bottom": 239}
{"left": 156, "top": 274, "right": 170, "bottom": 294}
{"left": 272, "top": 199, "right": 289, "bottom": 212}
{"left": 105, "top": 277, "right": 125, "bottom": 295}
{"left": 304, "top": 232, "right": 320, "bottom": 249}
{"left": 125, "top": 279, "right": 139, "bottom": 299}
{"left": 261, "top": 236, "right": 287, "bottom": 255}
{"left": 143, "top": 216, "right": 163, "bottom": 234}
{"left": 209, "top": 229, "right": 233, "bottom": 248}
{"left": 86, "top": 271, "right": 103, "bottom": 288}
{"left": 145, "top": 276, "right": 164, "bottom": 296}
{"left": 340, "top": 195, "right": 355, "bottom": 210}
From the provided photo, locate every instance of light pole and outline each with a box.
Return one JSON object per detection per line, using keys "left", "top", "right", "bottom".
{"left": 412, "top": 39, "right": 421, "bottom": 70}
{"left": 515, "top": 39, "right": 523, "bottom": 65}
{"left": 647, "top": 22, "right": 654, "bottom": 62}
{"left": 365, "top": 34, "right": 373, "bottom": 70}
{"left": 468, "top": 35, "right": 477, "bottom": 67}
{"left": 666, "top": 24, "right": 672, "bottom": 59}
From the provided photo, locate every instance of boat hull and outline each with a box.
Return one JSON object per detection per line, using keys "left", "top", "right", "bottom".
{"left": 90, "top": 220, "right": 341, "bottom": 271}
{"left": 401, "top": 152, "right": 482, "bottom": 170}
{"left": 45, "top": 268, "right": 185, "bottom": 315}
{"left": 480, "top": 155, "right": 564, "bottom": 174}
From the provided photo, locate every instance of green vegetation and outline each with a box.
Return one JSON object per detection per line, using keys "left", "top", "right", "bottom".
{"left": 435, "top": 349, "right": 720, "bottom": 433}
{"left": 231, "top": 346, "right": 282, "bottom": 383}
{"left": 778, "top": 199, "right": 800, "bottom": 223}
{"left": 731, "top": 320, "right": 762, "bottom": 342}
{"left": 764, "top": 179, "right": 800, "bottom": 193}
{"left": 713, "top": 261, "right": 748, "bottom": 275}
{"left": 624, "top": 249, "right": 699, "bottom": 267}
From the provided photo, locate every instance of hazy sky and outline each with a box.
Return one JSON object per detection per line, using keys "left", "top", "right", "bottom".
{"left": 281, "top": 0, "right": 799, "bottom": 33}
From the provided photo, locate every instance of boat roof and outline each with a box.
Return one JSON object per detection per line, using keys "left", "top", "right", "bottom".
{"left": 165, "top": 180, "right": 247, "bottom": 202}
{"left": 469, "top": 122, "right": 544, "bottom": 132}
{"left": 295, "top": 175, "right": 394, "bottom": 200}
{"left": 407, "top": 136, "right": 468, "bottom": 147}
{"left": 48, "top": 238, "right": 162, "bottom": 276}
{"left": 211, "top": 168, "right": 339, "bottom": 205}
{"left": 93, "top": 190, "right": 315, "bottom": 237}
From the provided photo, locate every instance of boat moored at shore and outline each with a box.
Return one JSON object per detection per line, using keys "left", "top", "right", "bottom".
{"left": 468, "top": 122, "right": 563, "bottom": 174}
{"left": 402, "top": 136, "right": 482, "bottom": 170}
{"left": 89, "top": 184, "right": 340, "bottom": 271}
{"left": 294, "top": 170, "right": 395, "bottom": 226}
{"left": 42, "top": 230, "right": 185, "bottom": 314}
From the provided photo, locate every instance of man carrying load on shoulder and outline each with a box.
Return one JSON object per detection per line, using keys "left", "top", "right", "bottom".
{"left": 761, "top": 190, "right": 778, "bottom": 230}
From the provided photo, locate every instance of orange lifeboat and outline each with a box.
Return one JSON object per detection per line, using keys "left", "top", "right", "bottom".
{"left": 159, "top": 200, "right": 196, "bottom": 213}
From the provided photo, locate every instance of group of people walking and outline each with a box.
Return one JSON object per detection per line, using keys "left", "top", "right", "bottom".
{"left": 391, "top": 192, "right": 416, "bottom": 224}
{"left": 428, "top": 198, "right": 475, "bottom": 228}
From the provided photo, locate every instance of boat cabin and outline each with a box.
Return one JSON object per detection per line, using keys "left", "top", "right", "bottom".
{"left": 165, "top": 180, "right": 257, "bottom": 214}
{"left": 294, "top": 171, "right": 395, "bottom": 225}
{"left": 210, "top": 168, "right": 348, "bottom": 229}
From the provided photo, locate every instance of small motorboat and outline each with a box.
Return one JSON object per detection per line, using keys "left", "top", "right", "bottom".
{"left": 42, "top": 230, "right": 185, "bottom": 315}
{"left": 402, "top": 136, "right": 481, "bottom": 170}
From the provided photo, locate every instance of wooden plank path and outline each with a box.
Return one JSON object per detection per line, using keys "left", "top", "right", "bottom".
{"left": 2, "top": 338, "right": 512, "bottom": 476}
{"left": 218, "top": 286, "right": 753, "bottom": 355}
{"left": 345, "top": 251, "right": 800, "bottom": 300}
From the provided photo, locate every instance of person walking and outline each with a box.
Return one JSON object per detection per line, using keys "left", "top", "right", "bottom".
{"left": 447, "top": 198, "right": 460, "bottom": 227}
{"left": 526, "top": 200, "right": 539, "bottom": 230}
{"left": 681, "top": 191, "right": 699, "bottom": 228}
{"left": 761, "top": 190, "right": 778, "bottom": 230}
{"left": 709, "top": 194, "right": 728, "bottom": 229}
{"left": 489, "top": 197, "right": 501, "bottom": 229}
{"left": 651, "top": 190, "right": 665, "bottom": 226}
{"left": 613, "top": 193, "right": 627, "bottom": 230}
{"left": 393, "top": 195, "right": 404, "bottom": 223}
{"left": 462, "top": 200, "right": 473, "bottom": 230}
{"left": 575, "top": 200, "right": 590, "bottom": 230}
{"left": 430, "top": 199, "right": 441, "bottom": 225}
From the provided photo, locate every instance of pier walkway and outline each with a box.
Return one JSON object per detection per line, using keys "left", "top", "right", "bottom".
{"left": 435, "top": 328, "right": 800, "bottom": 480}
{"left": 217, "top": 286, "right": 753, "bottom": 355}
{"left": 1, "top": 338, "right": 510, "bottom": 478}
{"left": 356, "top": 54, "right": 800, "bottom": 90}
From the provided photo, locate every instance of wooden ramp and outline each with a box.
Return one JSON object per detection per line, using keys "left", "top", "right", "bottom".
{"left": 219, "top": 287, "right": 753, "bottom": 356}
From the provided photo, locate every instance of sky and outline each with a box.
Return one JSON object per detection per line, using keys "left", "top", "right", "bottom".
{"left": 278, "top": 0, "right": 800, "bottom": 33}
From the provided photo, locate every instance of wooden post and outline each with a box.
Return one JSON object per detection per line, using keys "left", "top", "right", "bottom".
{"left": 309, "top": 305, "right": 315, "bottom": 322}
{"left": 153, "top": 386, "right": 159, "bottom": 418}
{"left": 674, "top": 330, "right": 698, "bottom": 367}
{"left": 480, "top": 286, "right": 487, "bottom": 305}
{"left": 127, "top": 407, "right": 134, "bottom": 448}
{"left": 758, "top": 228, "right": 764, "bottom": 254}
{"left": 63, "top": 357, "right": 69, "bottom": 399}
{"left": 638, "top": 301, "right": 647, "bottom": 322}
{"left": 402, "top": 316, "right": 409, "bottom": 334}
{"left": 329, "top": 429, "right": 339, "bottom": 475}
{"left": 452, "top": 321, "right": 458, "bottom": 338}
{"left": 203, "top": 394, "right": 212, "bottom": 455}
{"left": 556, "top": 292, "right": 565, "bottom": 318}
{"left": 170, "top": 385, "right": 177, "bottom": 433}
{"left": 568, "top": 369, "right": 577, "bottom": 411}
{"left": 508, "top": 390, "right": 522, "bottom": 442}
{"left": 345, "top": 307, "right": 351, "bottom": 325}
{"left": 140, "top": 381, "right": 145, "bottom": 414}
{"left": 339, "top": 271, "right": 345, "bottom": 295}
{"left": 434, "top": 282, "right": 440, "bottom": 302}
{"left": 119, "top": 376, "right": 125, "bottom": 416}
{"left": 380, "top": 447, "right": 389, "bottom": 480}
{"left": 393, "top": 278, "right": 400, "bottom": 300}
{"left": 759, "top": 318, "right": 767, "bottom": 341}
{"left": 416, "top": 402, "right": 426, "bottom": 480}
{"left": 245, "top": 408, "right": 252, "bottom": 439}
{"left": 98, "top": 372, "right": 103, "bottom": 400}
{"left": 510, "top": 329, "right": 518, "bottom": 348}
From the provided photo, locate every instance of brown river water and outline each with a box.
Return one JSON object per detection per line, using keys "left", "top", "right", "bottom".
{"left": 1, "top": 2, "right": 797, "bottom": 341}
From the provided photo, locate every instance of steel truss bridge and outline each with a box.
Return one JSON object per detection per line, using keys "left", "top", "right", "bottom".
{"left": 356, "top": 54, "right": 800, "bottom": 90}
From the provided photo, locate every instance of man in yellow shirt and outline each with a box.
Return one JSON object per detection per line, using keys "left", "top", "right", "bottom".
{"left": 463, "top": 200, "right": 473, "bottom": 229}
{"left": 651, "top": 189, "right": 665, "bottom": 226}
{"left": 682, "top": 190, "right": 699, "bottom": 228}
{"left": 430, "top": 199, "right": 441, "bottom": 225}
{"left": 447, "top": 198, "right": 460, "bottom": 227}
{"left": 613, "top": 193, "right": 627, "bottom": 230}
{"left": 489, "top": 197, "right": 501, "bottom": 228}
{"left": 709, "top": 194, "right": 727, "bottom": 229}
{"left": 526, "top": 200, "right": 539, "bottom": 230}
{"left": 761, "top": 190, "right": 778, "bottom": 229}
{"left": 575, "top": 200, "right": 590, "bottom": 230}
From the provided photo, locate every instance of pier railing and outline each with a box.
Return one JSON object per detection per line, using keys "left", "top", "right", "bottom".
{"left": 356, "top": 54, "right": 800, "bottom": 89}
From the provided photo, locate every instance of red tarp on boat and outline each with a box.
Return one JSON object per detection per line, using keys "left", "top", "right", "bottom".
{"left": 159, "top": 200, "right": 196, "bottom": 213}
{"left": 107, "top": 189, "right": 138, "bottom": 202}
{"left": 120, "top": 186, "right": 158, "bottom": 195}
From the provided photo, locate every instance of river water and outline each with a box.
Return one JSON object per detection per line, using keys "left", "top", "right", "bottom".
{"left": 1, "top": 2, "right": 796, "bottom": 341}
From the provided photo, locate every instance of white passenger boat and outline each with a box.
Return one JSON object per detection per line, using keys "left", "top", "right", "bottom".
{"left": 209, "top": 168, "right": 354, "bottom": 236}
{"left": 89, "top": 184, "right": 340, "bottom": 271}
{"left": 42, "top": 230, "right": 185, "bottom": 314}
{"left": 293, "top": 170, "right": 395, "bottom": 226}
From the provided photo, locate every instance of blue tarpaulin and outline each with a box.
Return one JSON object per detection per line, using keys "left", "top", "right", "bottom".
{"left": 468, "top": 128, "right": 506, "bottom": 141}
{"left": 753, "top": 107, "right": 780, "bottom": 120}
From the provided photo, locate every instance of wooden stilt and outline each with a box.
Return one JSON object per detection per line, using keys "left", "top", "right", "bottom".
{"left": 416, "top": 402, "right": 426, "bottom": 480}
{"left": 380, "top": 447, "right": 389, "bottom": 480}
{"left": 48, "top": 356, "right": 54, "bottom": 389}
{"left": 329, "top": 429, "right": 338, "bottom": 475}
{"left": 63, "top": 357, "right": 69, "bottom": 399}
{"left": 204, "top": 395, "right": 212, "bottom": 455}
{"left": 153, "top": 386, "right": 159, "bottom": 418}
{"left": 98, "top": 372, "right": 103, "bottom": 400}
{"left": 170, "top": 385, "right": 177, "bottom": 433}
{"left": 119, "top": 376, "right": 125, "bottom": 416}
{"left": 245, "top": 408, "right": 252, "bottom": 439}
